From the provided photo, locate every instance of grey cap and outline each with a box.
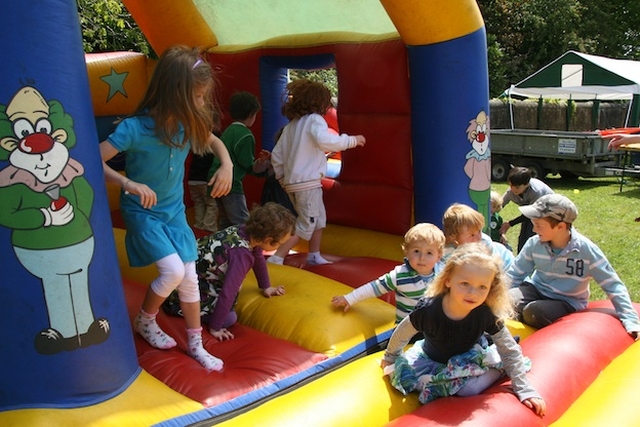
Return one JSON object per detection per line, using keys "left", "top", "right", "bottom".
{"left": 519, "top": 194, "right": 578, "bottom": 224}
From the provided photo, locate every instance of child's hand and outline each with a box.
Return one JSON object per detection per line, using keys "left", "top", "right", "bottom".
{"left": 603, "top": 133, "right": 640, "bottom": 150}
{"left": 331, "top": 296, "right": 350, "bottom": 312}
{"left": 257, "top": 150, "right": 271, "bottom": 162}
{"left": 125, "top": 180, "right": 157, "bottom": 209}
{"left": 253, "top": 150, "right": 272, "bottom": 174}
{"left": 354, "top": 135, "right": 366, "bottom": 147}
{"left": 263, "top": 286, "right": 285, "bottom": 298}
{"left": 209, "top": 328, "right": 235, "bottom": 341}
{"left": 499, "top": 222, "right": 511, "bottom": 234}
{"left": 631, "top": 330, "right": 640, "bottom": 341}
{"left": 522, "top": 397, "right": 546, "bottom": 416}
{"left": 208, "top": 162, "right": 233, "bottom": 198}
{"left": 380, "top": 359, "right": 392, "bottom": 369}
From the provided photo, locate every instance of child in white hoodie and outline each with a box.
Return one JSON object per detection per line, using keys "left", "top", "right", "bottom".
{"left": 268, "top": 79, "right": 366, "bottom": 266}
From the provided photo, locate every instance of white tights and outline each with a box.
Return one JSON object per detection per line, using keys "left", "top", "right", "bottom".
{"left": 456, "top": 368, "right": 503, "bottom": 396}
{"left": 150, "top": 254, "right": 199, "bottom": 303}
{"left": 136, "top": 254, "right": 224, "bottom": 371}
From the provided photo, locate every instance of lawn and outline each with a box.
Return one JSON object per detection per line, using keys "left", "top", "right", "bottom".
{"left": 492, "top": 173, "right": 640, "bottom": 303}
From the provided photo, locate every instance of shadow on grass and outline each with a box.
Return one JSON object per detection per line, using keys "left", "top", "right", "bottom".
{"left": 543, "top": 174, "right": 640, "bottom": 198}
{"left": 612, "top": 188, "right": 640, "bottom": 200}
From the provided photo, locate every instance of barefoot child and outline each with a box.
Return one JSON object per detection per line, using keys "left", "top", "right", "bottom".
{"left": 209, "top": 91, "right": 269, "bottom": 228}
{"left": 489, "top": 190, "right": 512, "bottom": 252}
{"left": 442, "top": 203, "right": 514, "bottom": 268}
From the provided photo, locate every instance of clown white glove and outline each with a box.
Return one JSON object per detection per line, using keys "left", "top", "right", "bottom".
{"left": 41, "top": 203, "right": 74, "bottom": 226}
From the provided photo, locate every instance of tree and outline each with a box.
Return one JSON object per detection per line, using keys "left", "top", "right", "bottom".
{"left": 480, "top": 0, "right": 583, "bottom": 96}
{"left": 77, "top": 0, "right": 154, "bottom": 57}
{"left": 78, "top": 0, "right": 639, "bottom": 100}
{"left": 290, "top": 69, "right": 338, "bottom": 98}
{"left": 577, "top": 0, "right": 640, "bottom": 58}
{"left": 479, "top": 0, "right": 640, "bottom": 97}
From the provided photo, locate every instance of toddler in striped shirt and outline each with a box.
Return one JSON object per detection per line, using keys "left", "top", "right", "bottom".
{"left": 331, "top": 223, "right": 444, "bottom": 324}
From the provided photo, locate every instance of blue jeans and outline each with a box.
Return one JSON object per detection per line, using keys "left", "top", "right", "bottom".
{"left": 216, "top": 192, "right": 249, "bottom": 229}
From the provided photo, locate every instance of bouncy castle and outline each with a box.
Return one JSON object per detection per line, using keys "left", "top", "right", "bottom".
{"left": 1, "top": 1, "right": 639, "bottom": 426}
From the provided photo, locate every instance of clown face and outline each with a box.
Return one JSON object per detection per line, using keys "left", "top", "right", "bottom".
{"left": 471, "top": 111, "right": 488, "bottom": 155}
{"left": 2, "top": 87, "right": 70, "bottom": 183}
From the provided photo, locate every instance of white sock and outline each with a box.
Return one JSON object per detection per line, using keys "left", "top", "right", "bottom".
{"left": 267, "top": 255, "right": 284, "bottom": 265}
{"left": 307, "top": 252, "right": 331, "bottom": 265}
{"left": 187, "top": 327, "right": 224, "bottom": 372}
{"left": 134, "top": 309, "right": 177, "bottom": 349}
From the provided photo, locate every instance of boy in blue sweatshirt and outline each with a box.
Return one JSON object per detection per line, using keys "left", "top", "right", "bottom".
{"left": 507, "top": 194, "right": 640, "bottom": 340}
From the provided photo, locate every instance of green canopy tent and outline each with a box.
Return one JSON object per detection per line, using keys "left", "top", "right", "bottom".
{"left": 503, "top": 50, "right": 640, "bottom": 129}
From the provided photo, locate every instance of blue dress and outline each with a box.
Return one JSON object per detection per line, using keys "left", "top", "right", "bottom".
{"left": 108, "top": 115, "right": 197, "bottom": 267}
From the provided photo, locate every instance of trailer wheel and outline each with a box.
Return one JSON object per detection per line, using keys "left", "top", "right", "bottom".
{"left": 524, "top": 162, "right": 546, "bottom": 180}
{"left": 560, "top": 170, "right": 579, "bottom": 181}
{"left": 491, "top": 158, "right": 511, "bottom": 181}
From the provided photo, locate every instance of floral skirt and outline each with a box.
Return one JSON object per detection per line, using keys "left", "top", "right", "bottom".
{"left": 388, "top": 338, "right": 506, "bottom": 404}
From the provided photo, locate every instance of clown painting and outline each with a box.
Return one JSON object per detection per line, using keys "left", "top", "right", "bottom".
{"left": 0, "top": 86, "right": 109, "bottom": 355}
{"left": 463, "top": 110, "right": 491, "bottom": 228}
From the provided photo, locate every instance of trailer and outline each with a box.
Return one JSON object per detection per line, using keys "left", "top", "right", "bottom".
{"left": 492, "top": 51, "right": 640, "bottom": 181}
{"left": 490, "top": 128, "right": 624, "bottom": 181}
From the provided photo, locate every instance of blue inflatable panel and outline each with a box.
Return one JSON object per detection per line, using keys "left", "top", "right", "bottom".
{"left": 259, "top": 54, "right": 336, "bottom": 151}
{"left": 408, "top": 28, "right": 491, "bottom": 227}
{"left": 0, "top": 0, "right": 139, "bottom": 409}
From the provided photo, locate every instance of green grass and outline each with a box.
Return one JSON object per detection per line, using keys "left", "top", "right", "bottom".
{"left": 492, "top": 173, "right": 640, "bottom": 303}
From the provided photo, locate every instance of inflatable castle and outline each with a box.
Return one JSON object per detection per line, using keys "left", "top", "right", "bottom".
{"left": 1, "top": 1, "right": 639, "bottom": 426}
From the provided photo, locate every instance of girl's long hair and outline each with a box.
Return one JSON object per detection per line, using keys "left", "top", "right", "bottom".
{"left": 426, "top": 242, "right": 514, "bottom": 321}
{"left": 135, "top": 45, "right": 216, "bottom": 155}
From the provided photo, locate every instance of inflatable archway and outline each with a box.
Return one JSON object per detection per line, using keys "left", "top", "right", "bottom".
{"left": 123, "top": 0, "right": 492, "bottom": 233}
{"left": 2, "top": 1, "right": 639, "bottom": 427}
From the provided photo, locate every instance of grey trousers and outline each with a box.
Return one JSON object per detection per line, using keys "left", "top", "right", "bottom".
{"left": 509, "top": 282, "right": 576, "bottom": 328}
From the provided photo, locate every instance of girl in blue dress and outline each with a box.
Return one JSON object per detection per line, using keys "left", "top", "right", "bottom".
{"left": 382, "top": 243, "right": 546, "bottom": 416}
{"left": 100, "top": 46, "right": 233, "bottom": 371}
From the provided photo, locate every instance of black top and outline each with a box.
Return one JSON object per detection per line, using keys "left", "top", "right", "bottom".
{"left": 189, "top": 153, "right": 215, "bottom": 182}
{"left": 410, "top": 296, "right": 502, "bottom": 364}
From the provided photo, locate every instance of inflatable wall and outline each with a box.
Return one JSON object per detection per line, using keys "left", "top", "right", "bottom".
{"left": 4, "top": 1, "right": 639, "bottom": 427}
{"left": 0, "top": 0, "right": 139, "bottom": 410}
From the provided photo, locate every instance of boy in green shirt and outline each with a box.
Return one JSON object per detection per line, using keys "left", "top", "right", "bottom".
{"left": 209, "top": 91, "right": 269, "bottom": 228}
